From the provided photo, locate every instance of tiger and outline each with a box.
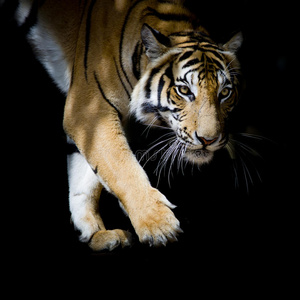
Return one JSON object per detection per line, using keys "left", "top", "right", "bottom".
{"left": 15, "top": 0, "right": 242, "bottom": 251}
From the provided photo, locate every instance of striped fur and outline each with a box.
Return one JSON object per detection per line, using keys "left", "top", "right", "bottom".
{"left": 16, "top": 0, "right": 242, "bottom": 250}
{"left": 131, "top": 26, "right": 242, "bottom": 164}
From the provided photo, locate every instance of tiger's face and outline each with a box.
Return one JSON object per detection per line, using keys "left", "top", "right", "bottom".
{"left": 131, "top": 25, "right": 242, "bottom": 165}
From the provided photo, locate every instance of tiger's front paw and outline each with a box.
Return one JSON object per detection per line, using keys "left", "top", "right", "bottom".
{"left": 89, "top": 229, "right": 132, "bottom": 251}
{"left": 130, "top": 188, "right": 183, "bottom": 247}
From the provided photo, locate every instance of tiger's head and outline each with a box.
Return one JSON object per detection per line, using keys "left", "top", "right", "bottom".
{"left": 131, "top": 24, "right": 243, "bottom": 165}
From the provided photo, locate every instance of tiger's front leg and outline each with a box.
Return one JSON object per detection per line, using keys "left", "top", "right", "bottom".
{"left": 67, "top": 145, "right": 132, "bottom": 251}
{"left": 64, "top": 83, "right": 182, "bottom": 248}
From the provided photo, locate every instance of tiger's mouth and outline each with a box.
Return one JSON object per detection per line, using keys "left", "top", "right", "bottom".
{"left": 187, "top": 148, "right": 211, "bottom": 157}
{"left": 174, "top": 133, "right": 221, "bottom": 165}
{"left": 184, "top": 147, "right": 214, "bottom": 164}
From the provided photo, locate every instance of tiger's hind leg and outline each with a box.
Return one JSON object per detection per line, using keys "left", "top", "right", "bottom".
{"left": 67, "top": 146, "right": 132, "bottom": 251}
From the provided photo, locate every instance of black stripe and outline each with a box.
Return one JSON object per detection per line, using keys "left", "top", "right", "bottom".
{"left": 183, "top": 58, "right": 200, "bottom": 69}
{"left": 200, "top": 43, "right": 222, "bottom": 51}
{"left": 164, "top": 63, "right": 174, "bottom": 86}
{"left": 132, "top": 41, "right": 143, "bottom": 80}
{"left": 142, "top": 103, "right": 157, "bottom": 114}
{"left": 145, "top": 66, "right": 163, "bottom": 99}
{"left": 157, "top": 105, "right": 170, "bottom": 112}
{"left": 201, "top": 51, "right": 224, "bottom": 72}
{"left": 94, "top": 72, "right": 122, "bottom": 120}
{"left": 175, "top": 42, "right": 199, "bottom": 49}
{"left": 210, "top": 57, "right": 224, "bottom": 71}
{"left": 178, "top": 51, "right": 195, "bottom": 62}
{"left": 113, "top": 57, "right": 131, "bottom": 100}
{"left": 201, "top": 48, "right": 224, "bottom": 63}
{"left": 144, "top": 63, "right": 175, "bottom": 113}
{"left": 70, "top": 64, "right": 75, "bottom": 88}
{"left": 184, "top": 66, "right": 203, "bottom": 78}
{"left": 84, "top": 0, "right": 97, "bottom": 81}
{"left": 165, "top": 63, "right": 174, "bottom": 101}
{"left": 158, "top": 64, "right": 178, "bottom": 111}
{"left": 119, "top": 0, "right": 146, "bottom": 90}
{"left": 176, "top": 76, "right": 189, "bottom": 85}
{"left": 157, "top": 73, "right": 165, "bottom": 105}
{"left": 92, "top": 166, "right": 98, "bottom": 174}
{"left": 198, "top": 68, "right": 205, "bottom": 81}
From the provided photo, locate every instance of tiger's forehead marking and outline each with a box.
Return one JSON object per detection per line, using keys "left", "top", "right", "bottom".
{"left": 174, "top": 46, "right": 228, "bottom": 88}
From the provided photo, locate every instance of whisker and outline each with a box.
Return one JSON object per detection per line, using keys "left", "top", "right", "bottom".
{"left": 155, "top": 138, "right": 180, "bottom": 186}
{"left": 224, "top": 57, "right": 236, "bottom": 72}
{"left": 226, "top": 142, "right": 239, "bottom": 188}
{"left": 226, "top": 133, "right": 265, "bottom": 193}
{"left": 141, "top": 116, "right": 172, "bottom": 139}
{"left": 141, "top": 116, "right": 159, "bottom": 137}
{"left": 149, "top": 131, "right": 175, "bottom": 146}
{"left": 167, "top": 140, "right": 183, "bottom": 186}
{"left": 241, "top": 154, "right": 253, "bottom": 192}
{"left": 235, "top": 142, "right": 263, "bottom": 184}
{"left": 224, "top": 57, "right": 241, "bottom": 76}
{"left": 238, "top": 132, "right": 275, "bottom": 144}
{"left": 141, "top": 142, "right": 170, "bottom": 168}
{"left": 177, "top": 142, "right": 187, "bottom": 174}
{"left": 139, "top": 135, "right": 175, "bottom": 166}
{"left": 230, "top": 138, "right": 263, "bottom": 159}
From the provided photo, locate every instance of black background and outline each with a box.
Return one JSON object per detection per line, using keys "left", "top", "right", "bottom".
{"left": 1, "top": 0, "right": 297, "bottom": 292}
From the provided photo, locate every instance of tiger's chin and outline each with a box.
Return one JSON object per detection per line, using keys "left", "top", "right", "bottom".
{"left": 184, "top": 148, "right": 214, "bottom": 165}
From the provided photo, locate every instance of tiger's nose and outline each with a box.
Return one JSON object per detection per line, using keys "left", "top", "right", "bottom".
{"left": 195, "top": 132, "right": 218, "bottom": 146}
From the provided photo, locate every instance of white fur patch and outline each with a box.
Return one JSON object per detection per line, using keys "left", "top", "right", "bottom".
{"left": 15, "top": 1, "right": 32, "bottom": 26}
{"left": 67, "top": 152, "right": 102, "bottom": 242}
{"left": 28, "top": 25, "right": 71, "bottom": 93}
{"left": 15, "top": 2, "right": 71, "bottom": 94}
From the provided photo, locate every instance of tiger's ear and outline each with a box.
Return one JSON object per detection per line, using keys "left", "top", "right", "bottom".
{"left": 141, "top": 24, "right": 171, "bottom": 60}
{"left": 223, "top": 32, "right": 243, "bottom": 54}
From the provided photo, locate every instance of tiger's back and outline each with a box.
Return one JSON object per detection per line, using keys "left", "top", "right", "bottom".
{"left": 16, "top": 0, "right": 205, "bottom": 103}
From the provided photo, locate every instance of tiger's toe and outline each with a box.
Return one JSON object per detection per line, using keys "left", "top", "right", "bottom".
{"left": 89, "top": 229, "right": 132, "bottom": 251}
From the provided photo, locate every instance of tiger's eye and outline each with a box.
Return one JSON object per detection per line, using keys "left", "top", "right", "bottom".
{"left": 178, "top": 86, "right": 191, "bottom": 95}
{"left": 221, "top": 88, "right": 230, "bottom": 97}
